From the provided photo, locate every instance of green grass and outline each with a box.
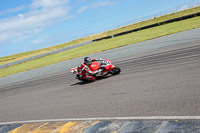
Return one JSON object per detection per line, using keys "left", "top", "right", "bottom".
{"left": 0, "top": 16, "right": 200, "bottom": 77}
{"left": 0, "top": 6, "right": 200, "bottom": 65}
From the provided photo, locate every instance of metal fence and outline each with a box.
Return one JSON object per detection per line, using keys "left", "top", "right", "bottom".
{"left": 0, "top": 41, "right": 93, "bottom": 69}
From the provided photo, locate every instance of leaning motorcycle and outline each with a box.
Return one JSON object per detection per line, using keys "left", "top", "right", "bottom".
{"left": 70, "top": 59, "right": 121, "bottom": 82}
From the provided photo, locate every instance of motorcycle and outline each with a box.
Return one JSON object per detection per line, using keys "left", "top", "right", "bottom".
{"left": 70, "top": 59, "right": 121, "bottom": 82}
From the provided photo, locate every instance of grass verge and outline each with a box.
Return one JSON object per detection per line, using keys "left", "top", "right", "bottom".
{"left": 0, "top": 6, "right": 200, "bottom": 65}
{"left": 0, "top": 16, "right": 200, "bottom": 77}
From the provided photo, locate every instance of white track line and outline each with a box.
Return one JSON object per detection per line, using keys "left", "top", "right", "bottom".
{"left": 1, "top": 116, "right": 200, "bottom": 125}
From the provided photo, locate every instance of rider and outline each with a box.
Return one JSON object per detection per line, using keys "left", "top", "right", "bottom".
{"left": 77, "top": 57, "right": 104, "bottom": 81}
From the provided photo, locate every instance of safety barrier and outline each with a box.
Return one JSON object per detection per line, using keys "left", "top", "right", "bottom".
{"left": 93, "top": 12, "right": 200, "bottom": 41}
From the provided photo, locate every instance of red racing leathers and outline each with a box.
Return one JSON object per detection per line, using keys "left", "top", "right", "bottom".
{"left": 79, "top": 59, "right": 100, "bottom": 81}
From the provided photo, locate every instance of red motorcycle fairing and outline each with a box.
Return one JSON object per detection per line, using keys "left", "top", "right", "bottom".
{"left": 99, "top": 59, "right": 115, "bottom": 72}
{"left": 90, "top": 62, "right": 100, "bottom": 71}
{"left": 111, "top": 65, "right": 115, "bottom": 69}
{"left": 103, "top": 65, "right": 112, "bottom": 72}
{"left": 70, "top": 59, "right": 121, "bottom": 82}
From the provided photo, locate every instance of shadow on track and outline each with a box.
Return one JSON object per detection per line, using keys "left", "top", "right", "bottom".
{"left": 70, "top": 75, "right": 114, "bottom": 86}
{"left": 70, "top": 81, "right": 92, "bottom": 86}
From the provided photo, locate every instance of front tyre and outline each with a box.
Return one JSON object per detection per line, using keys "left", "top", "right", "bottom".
{"left": 109, "top": 67, "right": 121, "bottom": 75}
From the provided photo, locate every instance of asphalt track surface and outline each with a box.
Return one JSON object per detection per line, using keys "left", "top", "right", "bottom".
{"left": 0, "top": 29, "right": 200, "bottom": 123}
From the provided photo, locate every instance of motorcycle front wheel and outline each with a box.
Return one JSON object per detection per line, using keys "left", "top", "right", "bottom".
{"left": 109, "top": 66, "right": 121, "bottom": 75}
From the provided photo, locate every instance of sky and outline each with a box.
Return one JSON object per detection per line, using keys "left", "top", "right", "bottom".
{"left": 0, "top": 0, "right": 200, "bottom": 57}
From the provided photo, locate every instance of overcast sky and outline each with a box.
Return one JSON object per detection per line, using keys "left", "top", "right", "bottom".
{"left": 0, "top": 0, "right": 200, "bottom": 57}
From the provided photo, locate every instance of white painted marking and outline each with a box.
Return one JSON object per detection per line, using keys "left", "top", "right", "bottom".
{"left": 1, "top": 116, "right": 200, "bottom": 125}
